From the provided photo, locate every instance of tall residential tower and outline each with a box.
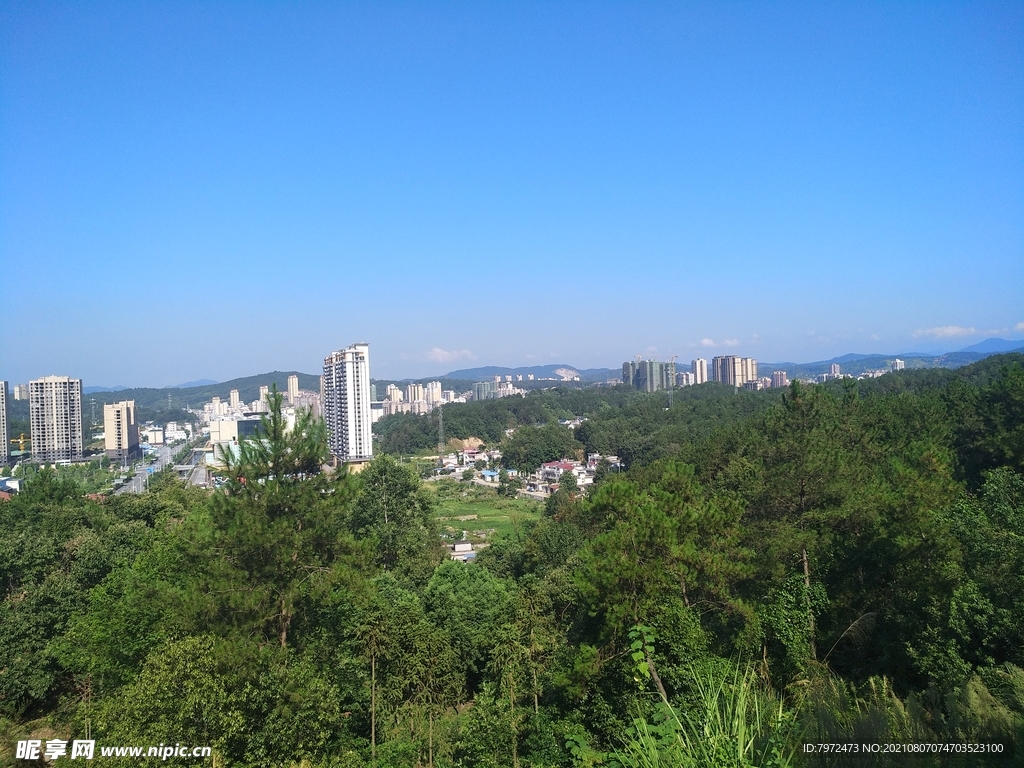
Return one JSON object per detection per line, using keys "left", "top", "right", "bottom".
{"left": 711, "top": 356, "right": 758, "bottom": 387}
{"left": 322, "top": 343, "right": 373, "bottom": 464}
{"left": 103, "top": 400, "right": 140, "bottom": 462}
{"left": 691, "top": 358, "right": 708, "bottom": 384}
{"left": 29, "top": 376, "right": 84, "bottom": 462}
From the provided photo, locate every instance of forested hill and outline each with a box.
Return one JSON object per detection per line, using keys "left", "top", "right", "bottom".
{"left": 82, "top": 370, "right": 321, "bottom": 410}
{"left": 1, "top": 355, "right": 1021, "bottom": 766}
{"left": 375, "top": 353, "right": 1024, "bottom": 471}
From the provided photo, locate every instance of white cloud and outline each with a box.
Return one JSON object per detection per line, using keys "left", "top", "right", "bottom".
{"left": 425, "top": 347, "right": 475, "bottom": 363}
{"left": 870, "top": 334, "right": 880, "bottom": 341}
{"left": 700, "top": 338, "right": 715, "bottom": 347}
{"left": 723, "top": 339, "right": 740, "bottom": 347}
{"left": 1016, "top": 322, "right": 1024, "bottom": 332}
{"left": 913, "top": 325, "right": 977, "bottom": 338}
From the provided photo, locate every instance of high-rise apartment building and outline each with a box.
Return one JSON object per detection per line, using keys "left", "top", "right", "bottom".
{"left": 405, "top": 383, "right": 425, "bottom": 402}
{"left": 0, "top": 381, "right": 9, "bottom": 464}
{"left": 691, "top": 358, "right": 708, "bottom": 385}
{"left": 229, "top": 389, "right": 240, "bottom": 408}
{"left": 472, "top": 381, "right": 496, "bottom": 401}
{"left": 891, "top": 359, "right": 905, "bottom": 372}
{"left": 772, "top": 371, "right": 789, "bottom": 389}
{"left": 830, "top": 363, "right": 841, "bottom": 376}
{"left": 259, "top": 385, "right": 269, "bottom": 403}
{"left": 424, "top": 381, "right": 442, "bottom": 404}
{"left": 13, "top": 384, "right": 29, "bottom": 401}
{"left": 385, "top": 384, "right": 403, "bottom": 402}
{"left": 711, "top": 356, "right": 758, "bottom": 387}
{"left": 29, "top": 376, "right": 84, "bottom": 462}
{"left": 103, "top": 400, "right": 140, "bottom": 461}
{"left": 322, "top": 343, "right": 373, "bottom": 463}
{"left": 287, "top": 375, "right": 300, "bottom": 404}
{"left": 622, "top": 359, "right": 676, "bottom": 392}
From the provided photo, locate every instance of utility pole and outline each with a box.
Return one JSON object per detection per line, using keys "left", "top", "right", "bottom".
{"left": 668, "top": 355, "right": 677, "bottom": 408}
{"left": 437, "top": 406, "right": 445, "bottom": 467}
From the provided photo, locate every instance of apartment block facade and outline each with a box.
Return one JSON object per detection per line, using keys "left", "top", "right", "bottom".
{"left": 322, "top": 343, "right": 373, "bottom": 463}
{"left": 691, "top": 358, "right": 708, "bottom": 384}
{"left": 103, "top": 400, "right": 140, "bottom": 461}
{"left": 29, "top": 375, "right": 84, "bottom": 462}
{"left": 711, "top": 356, "right": 758, "bottom": 387}
{"left": 622, "top": 359, "right": 677, "bottom": 392}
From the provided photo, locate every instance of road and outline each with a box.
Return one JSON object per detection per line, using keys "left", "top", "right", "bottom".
{"left": 112, "top": 443, "right": 183, "bottom": 494}
{"left": 187, "top": 451, "right": 209, "bottom": 488}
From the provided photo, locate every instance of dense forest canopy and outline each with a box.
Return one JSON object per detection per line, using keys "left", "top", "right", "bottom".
{"left": 1, "top": 355, "right": 1022, "bottom": 766}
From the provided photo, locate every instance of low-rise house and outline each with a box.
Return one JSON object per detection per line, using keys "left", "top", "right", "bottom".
{"left": 450, "top": 540, "right": 476, "bottom": 562}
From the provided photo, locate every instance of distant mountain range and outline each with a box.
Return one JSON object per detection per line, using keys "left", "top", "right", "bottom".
{"left": 958, "top": 338, "right": 1024, "bottom": 354}
{"left": 760, "top": 339, "right": 1024, "bottom": 379}
{"left": 167, "top": 379, "right": 219, "bottom": 389}
{"left": 81, "top": 371, "right": 321, "bottom": 416}
{"left": 76, "top": 338, "right": 1024, "bottom": 410}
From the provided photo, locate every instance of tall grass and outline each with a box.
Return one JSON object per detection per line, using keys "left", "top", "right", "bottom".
{"left": 614, "top": 662, "right": 798, "bottom": 768}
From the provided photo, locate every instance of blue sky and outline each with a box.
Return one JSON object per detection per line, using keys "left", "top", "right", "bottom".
{"left": 1, "top": 1, "right": 1021, "bottom": 386}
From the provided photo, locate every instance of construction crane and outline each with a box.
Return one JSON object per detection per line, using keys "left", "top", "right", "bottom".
{"left": 10, "top": 433, "right": 30, "bottom": 452}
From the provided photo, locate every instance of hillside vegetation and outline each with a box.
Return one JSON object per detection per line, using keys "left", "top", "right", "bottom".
{"left": 1, "top": 356, "right": 1022, "bottom": 767}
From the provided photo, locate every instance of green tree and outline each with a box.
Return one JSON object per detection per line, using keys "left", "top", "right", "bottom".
{"left": 349, "top": 455, "right": 446, "bottom": 582}
{"left": 497, "top": 469, "right": 524, "bottom": 498}
{"left": 204, "top": 387, "right": 361, "bottom": 647}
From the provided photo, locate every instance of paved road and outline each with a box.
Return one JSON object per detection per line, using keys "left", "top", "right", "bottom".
{"left": 112, "top": 443, "right": 180, "bottom": 494}
{"left": 187, "top": 451, "right": 209, "bottom": 488}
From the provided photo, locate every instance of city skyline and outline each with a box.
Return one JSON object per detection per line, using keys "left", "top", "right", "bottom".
{"left": 2, "top": 3, "right": 1021, "bottom": 386}
{"left": 4, "top": 331, "right": 1024, "bottom": 393}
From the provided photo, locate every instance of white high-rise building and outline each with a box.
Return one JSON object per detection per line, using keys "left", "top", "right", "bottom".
{"left": 405, "top": 382, "right": 425, "bottom": 403}
{"left": 0, "top": 381, "right": 9, "bottom": 464}
{"left": 287, "top": 374, "right": 299, "bottom": 404}
{"left": 424, "top": 381, "right": 442, "bottom": 404}
{"left": 29, "top": 375, "right": 84, "bottom": 462}
{"left": 229, "top": 389, "right": 240, "bottom": 408}
{"left": 711, "top": 356, "right": 758, "bottom": 387}
{"left": 891, "top": 359, "right": 905, "bottom": 372}
{"left": 322, "top": 343, "right": 373, "bottom": 463}
{"left": 691, "top": 358, "right": 708, "bottom": 385}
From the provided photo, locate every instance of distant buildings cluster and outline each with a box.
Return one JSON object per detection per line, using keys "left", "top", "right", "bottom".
{"left": 619, "top": 354, "right": 910, "bottom": 392}
{"left": 622, "top": 355, "right": 767, "bottom": 390}
{"left": 0, "top": 375, "right": 159, "bottom": 466}
{"left": 0, "top": 343, "right": 917, "bottom": 475}
{"left": 381, "top": 381, "right": 464, "bottom": 416}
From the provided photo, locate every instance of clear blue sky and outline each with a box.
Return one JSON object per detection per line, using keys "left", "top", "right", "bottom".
{"left": 2, "top": 1, "right": 1021, "bottom": 386}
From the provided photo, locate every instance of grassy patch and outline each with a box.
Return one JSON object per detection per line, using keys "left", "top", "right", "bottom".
{"left": 427, "top": 477, "right": 542, "bottom": 545}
